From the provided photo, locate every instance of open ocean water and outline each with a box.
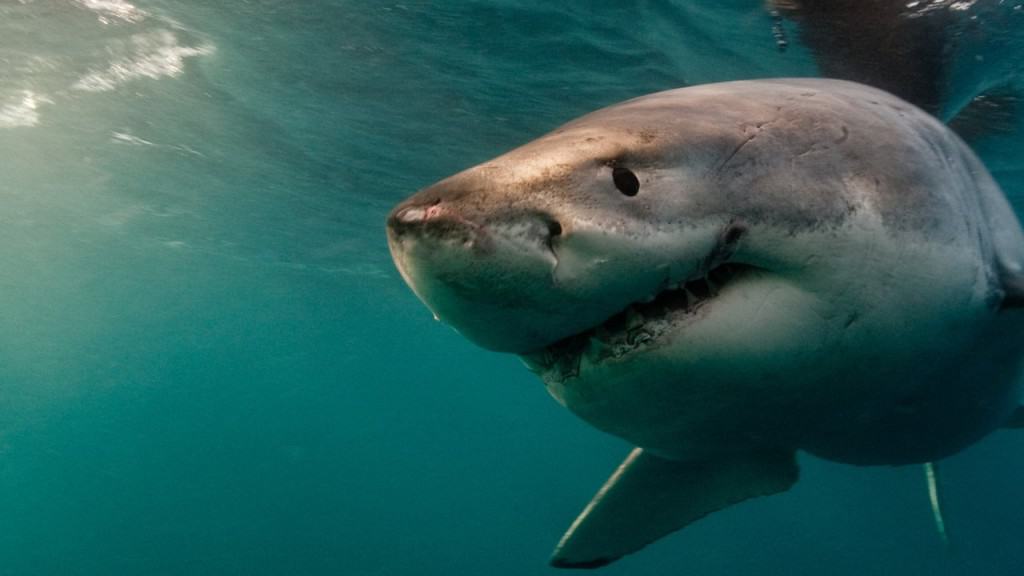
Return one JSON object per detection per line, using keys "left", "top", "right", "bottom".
{"left": 1, "top": 1, "right": 1023, "bottom": 574}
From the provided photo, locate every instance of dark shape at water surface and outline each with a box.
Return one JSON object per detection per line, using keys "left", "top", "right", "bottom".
{"left": 773, "top": 0, "right": 953, "bottom": 115}
{"left": 773, "top": 0, "right": 1024, "bottom": 149}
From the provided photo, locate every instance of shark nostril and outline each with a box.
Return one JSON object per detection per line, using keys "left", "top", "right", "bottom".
{"left": 548, "top": 220, "right": 563, "bottom": 238}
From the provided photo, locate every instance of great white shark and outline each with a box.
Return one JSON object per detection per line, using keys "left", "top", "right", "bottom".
{"left": 385, "top": 78, "right": 1024, "bottom": 568}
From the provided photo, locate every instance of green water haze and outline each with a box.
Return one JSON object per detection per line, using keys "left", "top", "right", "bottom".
{"left": 1, "top": 2, "right": 1022, "bottom": 574}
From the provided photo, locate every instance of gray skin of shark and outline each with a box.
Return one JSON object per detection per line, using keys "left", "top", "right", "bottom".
{"left": 386, "top": 78, "right": 1024, "bottom": 563}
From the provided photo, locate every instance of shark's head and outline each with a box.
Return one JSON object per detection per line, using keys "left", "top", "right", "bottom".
{"left": 389, "top": 81, "right": 858, "bottom": 355}
{"left": 387, "top": 80, "right": 994, "bottom": 454}
{"left": 387, "top": 86, "right": 773, "bottom": 353}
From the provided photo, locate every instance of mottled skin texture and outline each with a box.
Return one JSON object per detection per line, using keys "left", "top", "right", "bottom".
{"left": 387, "top": 79, "right": 1024, "bottom": 467}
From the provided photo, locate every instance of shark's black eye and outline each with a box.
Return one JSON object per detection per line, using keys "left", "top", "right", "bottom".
{"left": 612, "top": 166, "right": 640, "bottom": 197}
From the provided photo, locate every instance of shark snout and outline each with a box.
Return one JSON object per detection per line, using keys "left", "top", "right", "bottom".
{"left": 387, "top": 199, "right": 485, "bottom": 247}
{"left": 385, "top": 181, "right": 575, "bottom": 351}
{"left": 387, "top": 190, "right": 563, "bottom": 257}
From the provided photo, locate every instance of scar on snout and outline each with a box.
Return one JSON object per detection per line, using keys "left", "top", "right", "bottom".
{"left": 835, "top": 125, "right": 849, "bottom": 144}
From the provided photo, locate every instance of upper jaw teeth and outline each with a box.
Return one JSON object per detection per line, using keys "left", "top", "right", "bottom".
{"left": 640, "top": 267, "right": 730, "bottom": 309}
{"left": 524, "top": 263, "right": 748, "bottom": 379}
{"left": 611, "top": 263, "right": 747, "bottom": 331}
{"left": 602, "top": 264, "right": 745, "bottom": 338}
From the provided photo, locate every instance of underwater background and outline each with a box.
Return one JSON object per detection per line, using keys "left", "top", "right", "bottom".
{"left": 1, "top": 1, "right": 1023, "bottom": 574}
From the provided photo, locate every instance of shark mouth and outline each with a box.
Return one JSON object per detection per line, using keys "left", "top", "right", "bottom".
{"left": 521, "top": 262, "right": 754, "bottom": 382}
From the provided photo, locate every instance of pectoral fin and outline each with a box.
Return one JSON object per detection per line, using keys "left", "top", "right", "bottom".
{"left": 550, "top": 448, "right": 799, "bottom": 569}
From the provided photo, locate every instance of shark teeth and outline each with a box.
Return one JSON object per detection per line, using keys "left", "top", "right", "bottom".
{"left": 523, "top": 262, "right": 751, "bottom": 381}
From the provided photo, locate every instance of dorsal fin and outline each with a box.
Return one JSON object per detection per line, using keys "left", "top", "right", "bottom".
{"left": 550, "top": 448, "right": 798, "bottom": 569}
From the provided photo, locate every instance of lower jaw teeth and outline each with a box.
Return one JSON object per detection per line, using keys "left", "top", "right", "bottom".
{"left": 533, "top": 321, "right": 667, "bottom": 382}
{"left": 599, "top": 323, "right": 662, "bottom": 360}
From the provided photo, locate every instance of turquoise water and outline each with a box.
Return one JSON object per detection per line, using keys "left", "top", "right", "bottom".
{"left": 1, "top": 2, "right": 1022, "bottom": 574}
